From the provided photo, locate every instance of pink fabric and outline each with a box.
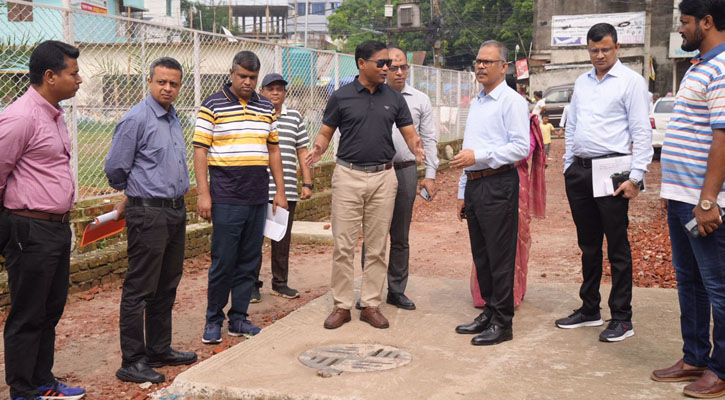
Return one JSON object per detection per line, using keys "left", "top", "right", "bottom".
{"left": 0, "top": 86, "right": 75, "bottom": 213}
{"left": 470, "top": 114, "right": 547, "bottom": 308}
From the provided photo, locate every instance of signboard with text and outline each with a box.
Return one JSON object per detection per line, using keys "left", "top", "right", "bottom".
{"left": 551, "top": 12, "right": 645, "bottom": 46}
{"left": 70, "top": 0, "right": 108, "bottom": 14}
{"left": 668, "top": 32, "right": 698, "bottom": 58}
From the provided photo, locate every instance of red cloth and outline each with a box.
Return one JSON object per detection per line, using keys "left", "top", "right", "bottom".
{"left": 470, "top": 114, "right": 547, "bottom": 308}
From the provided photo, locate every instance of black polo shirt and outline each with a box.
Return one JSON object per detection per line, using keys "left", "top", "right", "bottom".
{"left": 322, "top": 77, "right": 413, "bottom": 165}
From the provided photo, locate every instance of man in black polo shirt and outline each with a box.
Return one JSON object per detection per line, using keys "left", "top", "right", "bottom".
{"left": 306, "top": 40, "right": 425, "bottom": 330}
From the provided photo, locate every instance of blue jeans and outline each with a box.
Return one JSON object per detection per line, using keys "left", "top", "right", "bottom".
{"left": 205, "top": 203, "right": 266, "bottom": 325}
{"left": 668, "top": 200, "right": 725, "bottom": 378}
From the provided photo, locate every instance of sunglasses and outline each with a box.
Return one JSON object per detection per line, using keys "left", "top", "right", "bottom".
{"left": 365, "top": 58, "right": 393, "bottom": 68}
{"left": 389, "top": 64, "right": 410, "bottom": 72}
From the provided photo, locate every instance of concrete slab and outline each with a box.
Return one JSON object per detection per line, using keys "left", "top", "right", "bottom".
{"left": 291, "top": 221, "right": 334, "bottom": 245}
{"left": 156, "top": 277, "right": 686, "bottom": 400}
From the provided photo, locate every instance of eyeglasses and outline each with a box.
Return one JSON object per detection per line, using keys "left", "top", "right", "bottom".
{"left": 588, "top": 47, "right": 613, "bottom": 55}
{"left": 365, "top": 58, "right": 393, "bottom": 68}
{"left": 389, "top": 64, "right": 410, "bottom": 72}
{"left": 474, "top": 59, "right": 505, "bottom": 67}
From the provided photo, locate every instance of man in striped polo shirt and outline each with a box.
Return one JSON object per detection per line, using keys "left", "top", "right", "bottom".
{"left": 193, "top": 51, "right": 288, "bottom": 344}
{"left": 653, "top": 1, "right": 725, "bottom": 398}
{"left": 252, "top": 73, "right": 314, "bottom": 302}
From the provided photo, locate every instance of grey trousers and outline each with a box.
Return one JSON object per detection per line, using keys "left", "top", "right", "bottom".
{"left": 361, "top": 164, "right": 418, "bottom": 295}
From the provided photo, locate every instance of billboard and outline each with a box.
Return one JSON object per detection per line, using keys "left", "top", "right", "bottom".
{"left": 71, "top": 0, "right": 108, "bottom": 14}
{"left": 668, "top": 32, "right": 698, "bottom": 58}
{"left": 516, "top": 59, "right": 529, "bottom": 80}
{"left": 551, "top": 12, "right": 645, "bottom": 46}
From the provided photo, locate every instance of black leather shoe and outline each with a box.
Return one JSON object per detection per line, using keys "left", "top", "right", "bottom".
{"left": 387, "top": 293, "right": 416, "bottom": 310}
{"left": 148, "top": 349, "right": 198, "bottom": 368}
{"left": 455, "top": 312, "right": 492, "bottom": 334}
{"left": 355, "top": 299, "right": 364, "bottom": 310}
{"left": 116, "top": 361, "right": 165, "bottom": 383}
{"left": 471, "top": 325, "right": 513, "bottom": 346}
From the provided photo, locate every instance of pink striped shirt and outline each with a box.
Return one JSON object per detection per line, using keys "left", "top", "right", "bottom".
{"left": 0, "top": 86, "right": 75, "bottom": 213}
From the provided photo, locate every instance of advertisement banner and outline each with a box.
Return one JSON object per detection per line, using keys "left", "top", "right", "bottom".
{"left": 516, "top": 59, "right": 529, "bottom": 80}
{"left": 551, "top": 12, "right": 645, "bottom": 46}
{"left": 70, "top": 0, "right": 108, "bottom": 14}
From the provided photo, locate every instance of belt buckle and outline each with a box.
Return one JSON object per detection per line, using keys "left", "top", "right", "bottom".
{"left": 61, "top": 213, "right": 70, "bottom": 223}
{"left": 172, "top": 198, "right": 181, "bottom": 208}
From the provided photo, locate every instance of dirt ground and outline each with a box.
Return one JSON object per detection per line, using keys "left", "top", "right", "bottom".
{"left": 0, "top": 139, "right": 674, "bottom": 399}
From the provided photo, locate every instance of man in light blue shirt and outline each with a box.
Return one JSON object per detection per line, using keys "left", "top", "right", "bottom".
{"left": 451, "top": 40, "right": 530, "bottom": 346}
{"left": 555, "top": 23, "right": 652, "bottom": 343}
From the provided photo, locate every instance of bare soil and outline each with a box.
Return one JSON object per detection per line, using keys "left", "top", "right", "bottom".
{"left": 0, "top": 139, "right": 673, "bottom": 399}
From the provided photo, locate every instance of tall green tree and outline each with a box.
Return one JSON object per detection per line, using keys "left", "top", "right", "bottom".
{"left": 327, "top": 0, "right": 533, "bottom": 70}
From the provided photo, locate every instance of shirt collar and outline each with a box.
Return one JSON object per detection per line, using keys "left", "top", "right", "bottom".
{"left": 145, "top": 94, "right": 176, "bottom": 118}
{"left": 352, "top": 76, "right": 383, "bottom": 94}
{"left": 477, "top": 79, "right": 507, "bottom": 100}
{"left": 401, "top": 83, "right": 414, "bottom": 96}
{"left": 280, "top": 104, "right": 288, "bottom": 116}
{"left": 27, "top": 86, "right": 63, "bottom": 119}
{"left": 693, "top": 42, "right": 725, "bottom": 64}
{"left": 587, "top": 59, "right": 624, "bottom": 81}
{"left": 222, "top": 82, "right": 259, "bottom": 104}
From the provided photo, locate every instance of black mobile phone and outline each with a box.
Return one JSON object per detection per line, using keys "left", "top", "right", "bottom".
{"left": 686, "top": 206, "right": 725, "bottom": 238}
{"left": 420, "top": 187, "right": 432, "bottom": 202}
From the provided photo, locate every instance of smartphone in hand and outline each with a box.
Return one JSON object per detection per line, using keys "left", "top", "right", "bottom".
{"left": 420, "top": 187, "right": 432, "bottom": 202}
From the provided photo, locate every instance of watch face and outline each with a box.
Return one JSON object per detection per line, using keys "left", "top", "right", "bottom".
{"left": 701, "top": 200, "right": 713, "bottom": 210}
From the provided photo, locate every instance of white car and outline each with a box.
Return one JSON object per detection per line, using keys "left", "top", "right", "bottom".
{"left": 650, "top": 97, "right": 674, "bottom": 152}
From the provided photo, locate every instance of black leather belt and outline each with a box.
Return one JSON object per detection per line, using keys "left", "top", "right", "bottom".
{"left": 127, "top": 196, "right": 185, "bottom": 209}
{"left": 574, "top": 153, "right": 627, "bottom": 168}
{"left": 394, "top": 160, "right": 416, "bottom": 170}
{"left": 466, "top": 164, "right": 514, "bottom": 181}
{"left": 5, "top": 209, "right": 71, "bottom": 223}
{"left": 336, "top": 159, "right": 393, "bottom": 173}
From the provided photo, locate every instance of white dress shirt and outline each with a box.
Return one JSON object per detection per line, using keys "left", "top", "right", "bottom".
{"left": 392, "top": 84, "right": 439, "bottom": 179}
{"left": 457, "top": 80, "right": 530, "bottom": 199}
{"left": 563, "top": 60, "right": 653, "bottom": 181}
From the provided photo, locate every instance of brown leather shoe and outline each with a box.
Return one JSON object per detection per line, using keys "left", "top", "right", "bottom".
{"left": 323, "top": 307, "right": 351, "bottom": 329}
{"left": 652, "top": 359, "right": 706, "bottom": 382}
{"left": 360, "top": 306, "right": 389, "bottom": 329}
{"left": 684, "top": 369, "right": 725, "bottom": 398}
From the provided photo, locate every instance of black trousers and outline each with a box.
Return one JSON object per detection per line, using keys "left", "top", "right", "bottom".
{"left": 120, "top": 205, "right": 186, "bottom": 367}
{"left": 255, "top": 200, "right": 297, "bottom": 289}
{"left": 465, "top": 168, "right": 519, "bottom": 328}
{"left": 2, "top": 214, "right": 71, "bottom": 398}
{"left": 565, "top": 162, "right": 633, "bottom": 321}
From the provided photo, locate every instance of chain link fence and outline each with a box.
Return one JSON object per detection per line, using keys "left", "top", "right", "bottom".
{"left": 1, "top": 0, "right": 477, "bottom": 201}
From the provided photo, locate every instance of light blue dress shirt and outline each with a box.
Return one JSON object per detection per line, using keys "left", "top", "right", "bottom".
{"left": 105, "top": 95, "right": 190, "bottom": 199}
{"left": 457, "top": 80, "right": 530, "bottom": 199}
{"left": 563, "top": 60, "right": 653, "bottom": 181}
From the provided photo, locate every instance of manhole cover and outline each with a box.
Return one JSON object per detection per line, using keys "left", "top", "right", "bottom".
{"left": 299, "top": 344, "right": 412, "bottom": 374}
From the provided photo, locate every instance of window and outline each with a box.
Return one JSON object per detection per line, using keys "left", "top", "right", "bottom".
{"left": 330, "top": 2, "right": 341, "bottom": 10}
{"left": 545, "top": 89, "right": 571, "bottom": 103}
{"left": 297, "top": 2, "right": 306, "bottom": 16}
{"left": 654, "top": 100, "right": 674, "bottom": 114}
{"left": 8, "top": 0, "right": 33, "bottom": 22}
{"left": 310, "top": 2, "right": 325, "bottom": 15}
{"left": 166, "top": 0, "right": 172, "bottom": 16}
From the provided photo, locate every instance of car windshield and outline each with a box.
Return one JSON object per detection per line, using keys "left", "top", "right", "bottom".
{"left": 545, "top": 89, "right": 570, "bottom": 103}
{"left": 654, "top": 100, "right": 674, "bottom": 113}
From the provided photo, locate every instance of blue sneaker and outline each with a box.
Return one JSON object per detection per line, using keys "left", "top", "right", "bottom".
{"left": 202, "top": 322, "right": 222, "bottom": 344}
{"left": 228, "top": 319, "right": 261, "bottom": 336}
{"left": 37, "top": 380, "right": 86, "bottom": 399}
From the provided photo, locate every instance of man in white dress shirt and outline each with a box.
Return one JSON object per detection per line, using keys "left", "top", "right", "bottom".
{"left": 554, "top": 23, "right": 653, "bottom": 342}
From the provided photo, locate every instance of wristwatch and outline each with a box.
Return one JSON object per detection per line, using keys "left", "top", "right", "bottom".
{"left": 302, "top": 183, "right": 314, "bottom": 190}
{"left": 699, "top": 199, "right": 714, "bottom": 211}
{"left": 628, "top": 177, "right": 641, "bottom": 188}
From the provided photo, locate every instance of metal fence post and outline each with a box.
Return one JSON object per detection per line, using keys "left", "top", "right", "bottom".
{"left": 334, "top": 53, "right": 339, "bottom": 90}
{"left": 409, "top": 64, "right": 415, "bottom": 87}
{"left": 193, "top": 31, "right": 201, "bottom": 185}
{"left": 62, "top": 3, "right": 79, "bottom": 200}
{"left": 275, "top": 44, "right": 282, "bottom": 74}
{"left": 457, "top": 71, "right": 462, "bottom": 137}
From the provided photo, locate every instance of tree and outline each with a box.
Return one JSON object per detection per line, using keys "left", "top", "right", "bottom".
{"left": 180, "top": 0, "right": 241, "bottom": 35}
{"left": 327, "top": 0, "right": 533, "bottom": 70}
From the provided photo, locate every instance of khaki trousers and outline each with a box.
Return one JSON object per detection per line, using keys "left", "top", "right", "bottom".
{"left": 331, "top": 165, "right": 397, "bottom": 309}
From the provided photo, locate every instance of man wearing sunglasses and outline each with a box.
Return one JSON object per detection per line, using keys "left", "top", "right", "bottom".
{"left": 555, "top": 23, "right": 652, "bottom": 342}
{"left": 451, "top": 40, "right": 530, "bottom": 346}
{"left": 306, "top": 40, "right": 425, "bottom": 330}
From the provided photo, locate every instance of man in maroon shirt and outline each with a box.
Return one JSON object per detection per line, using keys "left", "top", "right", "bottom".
{"left": 0, "top": 41, "right": 86, "bottom": 400}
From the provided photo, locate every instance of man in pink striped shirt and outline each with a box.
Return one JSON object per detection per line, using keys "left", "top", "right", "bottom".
{"left": 0, "top": 41, "right": 86, "bottom": 400}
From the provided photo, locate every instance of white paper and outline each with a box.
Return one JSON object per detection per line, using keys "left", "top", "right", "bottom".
{"left": 263, "top": 204, "right": 289, "bottom": 242}
{"left": 94, "top": 210, "right": 118, "bottom": 226}
{"left": 591, "top": 155, "right": 633, "bottom": 198}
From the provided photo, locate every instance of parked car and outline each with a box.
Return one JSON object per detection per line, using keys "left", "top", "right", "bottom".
{"left": 535, "top": 83, "right": 574, "bottom": 127}
{"left": 650, "top": 96, "right": 674, "bottom": 154}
